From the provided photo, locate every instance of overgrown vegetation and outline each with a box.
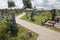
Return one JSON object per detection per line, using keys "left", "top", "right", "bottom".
{"left": 22, "top": 11, "right": 60, "bottom": 32}
{"left": 0, "top": 21, "right": 10, "bottom": 40}
{"left": 22, "top": 11, "right": 52, "bottom": 25}
{"left": 0, "top": 21, "right": 38, "bottom": 40}
{"left": 0, "top": 11, "right": 38, "bottom": 40}
{"left": 9, "top": 24, "right": 38, "bottom": 40}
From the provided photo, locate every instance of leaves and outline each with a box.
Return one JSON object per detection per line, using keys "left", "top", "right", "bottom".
{"left": 22, "top": 0, "right": 32, "bottom": 8}
{"left": 0, "top": 21, "right": 10, "bottom": 40}
{"left": 8, "top": 1, "right": 15, "bottom": 7}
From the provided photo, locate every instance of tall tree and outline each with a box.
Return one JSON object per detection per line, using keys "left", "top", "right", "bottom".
{"left": 8, "top": 0, "right": 15, "bottom": 7}
{"left": 22, "top": 0, "right": 32, "bottom": 9}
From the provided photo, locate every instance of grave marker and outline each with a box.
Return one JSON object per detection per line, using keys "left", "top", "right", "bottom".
{"left": 51, "top": 9, "right": 56, "bottom": 20}
{"left": 9, "top": 11, "right": 18, "bottom": 32}
{"left": 31, "top": 10, "right": 35, "bottom": 21}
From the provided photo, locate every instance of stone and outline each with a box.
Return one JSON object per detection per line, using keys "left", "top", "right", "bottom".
{"left": 7, "top": 31, "right": 11, "bottom": 38}
{"left": 9, "top": 11, "right": 18, "bottom": 32}
{"left": 27, "top": 31, "right": 32, "bottom": 37}
{"left": 51, "top": 9, "right": 56, "bottom": 20}
{"left": 31, "top": 10, "right": 35, "bottom": 21}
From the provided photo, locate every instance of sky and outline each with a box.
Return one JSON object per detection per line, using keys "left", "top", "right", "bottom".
{"left": 0, "top": 0, "right": 60, "bottom": 9}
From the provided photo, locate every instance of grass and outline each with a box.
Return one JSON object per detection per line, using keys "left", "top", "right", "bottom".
{"left": 9, "top": 24, "right": 38, "bottom": 40}
{"left": 9, "top": 12, "right": 38, "bottom": 40}
{"left": 21, "top": 11, "right": 60, "bottom": 32}
{"left": 0, "top": 12, "right": 38, "bottom": 40}
{"left": 15, "top": 12, "right": 22, "bottom": 16}
{"left": 22, "top": 11, "right": 52, "bottom": 25}
{"left": 44, "top": 25, "right": 60, "bottom": 32}
{"left": 0, "top": 22, "right": 38, "bottom": 40}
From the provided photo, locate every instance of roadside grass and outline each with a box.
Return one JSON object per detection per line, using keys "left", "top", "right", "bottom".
{"left": 44, "top": 25, "right": 60, "bottom": 32}
{"left": 21, "top": 12, "right": 60, "bottom": 32}
{"left": 9, "top": 24, "right": 38, "bottom": 40}
{"left": 0, "top": 20, "right": 38, "bottom": 40}
{"left": 0, "top": 12, "right": 38, "bottom": 40}
{"left": 15, "top": 12, "right": 23, "bottom": 16}
{"left": 10, "top": 12, "right": 38, "bottom": 40}
{"left": 22, "top": 12, "right": 51, "bottom": 25}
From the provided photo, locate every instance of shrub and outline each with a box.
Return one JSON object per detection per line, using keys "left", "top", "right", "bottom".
{"left": 0, "top": 22, "right": 10, "bottom": 40}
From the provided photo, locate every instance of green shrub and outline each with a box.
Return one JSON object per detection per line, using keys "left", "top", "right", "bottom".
{"left": 0, "top": 22, "right": 10, "bottom": 40}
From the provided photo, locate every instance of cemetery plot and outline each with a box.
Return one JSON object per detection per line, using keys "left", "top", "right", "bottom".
{"left": 0, "top": 9, "right": 38, "bottom": 40}
{"left": 22, "top": 9, "right": 52, "bottom": 25}
{"left": 44, "top": 20, "right": 56, "bottom": 26}
{"left": 22, "top": 9, "right": 60, "bottom": 32}
{"left": 44, "top": 9, "right": 60, "bottom": 28}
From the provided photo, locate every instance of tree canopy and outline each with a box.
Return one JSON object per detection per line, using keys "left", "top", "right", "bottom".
{"left": 22, "top": 0, "right": 32, "bottom": 9}
{"left": 8, "top": 1, "right": 15, "bottom": 7}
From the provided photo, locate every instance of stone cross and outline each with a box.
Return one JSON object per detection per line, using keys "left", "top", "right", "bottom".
{"left": 9, "top": 11, "right": 18, "bottom": 32}
{"left": 31, "top": 10, "right": 35, "bottom": 20}
{"left": 51, "top": 9, "right": 56, "bottom": 20}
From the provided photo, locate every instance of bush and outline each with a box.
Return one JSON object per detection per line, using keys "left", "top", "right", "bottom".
{"left": 0, "top": 22, "right": 10, "bottom": 40}
{"left": 8, "top": 1, "right": 15, "bottom": 7}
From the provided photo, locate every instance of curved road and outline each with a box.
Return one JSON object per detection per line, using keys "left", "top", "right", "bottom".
{"left": 15, "top": 13, "right": 60, "bottom": 40}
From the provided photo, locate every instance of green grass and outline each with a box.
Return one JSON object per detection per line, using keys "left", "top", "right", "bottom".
{"left": 22, "top": 12, "right": 52, "bottom": 25}
{"left": 21, "top": 11, "right": 60, "bottom": 32}
{"left": 0, "top": 21, "right": 38, "bottom": 40}
{"left": 9, "top": 24, "right": 38, "bottom": 40}
{"left": 15, "top": 12, "right": 22, "bottom": 16}
{"left": 11, "top": 12, "right": 38, "bottom": 40}
{"left": 0, "top": 12, "right": 38, "bottom": 40}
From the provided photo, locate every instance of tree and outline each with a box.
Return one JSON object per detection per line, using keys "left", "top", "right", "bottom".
{"left": 8, "top": 0, "right": 15, "bottom": 7}
{"left": 22, "top": 0, "right": 32, "bottom": 9}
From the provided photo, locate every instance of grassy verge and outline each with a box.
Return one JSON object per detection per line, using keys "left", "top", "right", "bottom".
{"left": 44, "top": 25, "right": 60, "bottom": 32}
{"left": 15, "top": 12, "right": 23, "bottom": 16}
{"left": 0, "top": 12, "right": 38, "bottom": 40}
{"left": 0, "top": 22, "right": 38, "bottom": 40}
{"left": 10, "top": 12, "right": 38, "bottom": 40}
{"left": 9, "top": 24, "right": 38, "bottom": 40}
{"left": 21, "top": 12, "right": 60, "bottom": 32}
{"left": 22, "top": 12, "right": 51, "bottom": 25}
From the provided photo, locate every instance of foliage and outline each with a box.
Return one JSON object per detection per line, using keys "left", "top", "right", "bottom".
{"left": 22, "top": 11, "right": 60, "bottom": 32}
{"left": 9, "top": 24, "right": 38, "bottom": 40}
{"left": 22, "top": 0, "right": 32, "bottom": 8}
{"left": 0, "top": 21, "right": 10, "bottom": 40}
{"left": 8, "top": 1, "right": 15, "bottom": 7}
{"left": 22, "top": 11, "right": 52, "bottom": 24}
{"left": 0, "top": 10, "right": 38, "bottom": 40}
